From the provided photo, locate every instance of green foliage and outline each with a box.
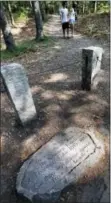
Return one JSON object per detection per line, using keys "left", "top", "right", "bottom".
{"left": 97, "top": 1, "right": 110, "bottom": 13}
{"left": 2, "top": 1, "right": 110, "bottom": 24}
{"left": 67, "top": 1, "right": 110, "bottom": 14}
{"left": 2, "top": 1, "right": 110, "bottom": 18}
{"left": 44, "top": 1, "right": 61, "bottom": 14}
{"left": 13, "top": 3, "right": 32, "bottom": 22}
{"left": 1, "top": 1, "right": 32, "bottom": 23}
{"left": 14, "top": 11, "right": 28, "bottom": 22}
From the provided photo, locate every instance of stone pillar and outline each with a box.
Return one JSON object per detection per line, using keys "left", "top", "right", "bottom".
{"left": 0, "top": 76, "right": 6, "bottom": 93}
{"left": 1, "top": 63, "right": 37, "bottom": 125}
{"left": 81, "top": 46, "right": 103, "bottom": 91}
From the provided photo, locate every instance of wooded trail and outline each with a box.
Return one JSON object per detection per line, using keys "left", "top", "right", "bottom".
{"left": 1, "top": 15, "right": 110, "bottom": 203}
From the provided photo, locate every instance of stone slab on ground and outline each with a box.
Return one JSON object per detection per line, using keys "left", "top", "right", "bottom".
{"left": 16, "top": 127, "right": 106, "bottom": 203}
{"left": 82, "top": 46, "right": 104, "bottom": 90}
{"left": 1, "top": 63, "right": 37, "bottom": 125}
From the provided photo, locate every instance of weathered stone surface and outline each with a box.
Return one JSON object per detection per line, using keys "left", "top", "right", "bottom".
{"left": 0, "top": 76, "right": 6, "bottom": 92}
{"left": 82, "top": 46, "right": 104, "bottom": 90}
{"left": 16, "top": 127, "right": 105, "bottom": 202}
{"left": 1, "top": 63, "right": 37, "bottom": 125}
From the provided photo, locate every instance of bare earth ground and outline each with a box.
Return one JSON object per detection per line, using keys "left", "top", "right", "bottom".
{"left": 1, "top": 15, "right": 110, "bottom": 203}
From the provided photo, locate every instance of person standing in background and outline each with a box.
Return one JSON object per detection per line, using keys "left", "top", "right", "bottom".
{"left": 59, "top": 1, "right": 69, "bottom": 39}
{"left": 69, "top": 4, "right": 76, "bottom": 37}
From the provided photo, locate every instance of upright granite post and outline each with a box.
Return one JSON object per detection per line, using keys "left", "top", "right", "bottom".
{"left": 1, "top": 63, "right": 37, "bottom": 125}
{"left": 81, "top": 46, "right": 103, "bottom": 91}
{"left": 0, "top": 76, "right": 6, "bottom": 92}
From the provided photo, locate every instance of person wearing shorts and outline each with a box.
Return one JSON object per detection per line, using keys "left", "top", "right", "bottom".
{"left": 69, "top": 6, "right": 75, "bottom": 37}
{"left": 60, "top": 2, "right": 69, "bottom": 38}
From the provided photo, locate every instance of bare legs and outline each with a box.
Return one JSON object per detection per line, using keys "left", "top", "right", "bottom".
{"left": 63, "top": 28, "right": 65, "bottom": 38}
{"left": 67, "top": 27, "right": 69, "bottom": 38}
{"left": 63, "top": 24, "right": 74, "bottom": 38}
{"left": 70, "top": 24, "right": 74, "bottom": 37}
{"left": 62, "top": 28, "right": 69, "bottom": 38}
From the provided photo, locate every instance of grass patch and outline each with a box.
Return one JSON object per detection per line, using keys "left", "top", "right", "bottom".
{"left": 1, "top": 36, "right": 55, "bottom": 61}
{"left": 1, "top": 40, "right": 37, "bottom": 60}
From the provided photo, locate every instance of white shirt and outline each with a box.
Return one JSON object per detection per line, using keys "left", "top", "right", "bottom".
{"left": 70, "top": 8, "right": 75, "bottom": 20}
{"left": 60, "top": 8, "right": 68, "bottom": 23}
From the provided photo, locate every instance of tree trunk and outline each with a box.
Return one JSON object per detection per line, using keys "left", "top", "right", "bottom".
{"left": 29, "top": 1, "right": 33, "bottom": 8}
{"left": 76, "top": 1, "right": 79, "bottom": 15}
{"left": 94, "top": 1, "right": 97, "bottom": 13}
{"left": 39, "top": 1, "right": 46, "bottom": 21}
{"left": 7, "top": 1, "right": 16, "bottom": 27}
{"left": 0, "top": 5, "right": 16, "bottom": 51}
{"left": 82, "top": 1, "right": 85, "bottom": 14}
{"left": 32, "top": 0, "right": 43, "bottom": 40}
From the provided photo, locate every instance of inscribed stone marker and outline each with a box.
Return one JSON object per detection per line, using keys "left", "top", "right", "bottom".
{"left": 1, "top": 63, "right": 37, "bottom": 125}
{"left": 82, "top": 46, "right": 103, "bottom": 90}
{"left": 16, "top": 127, "right": 105, "bottom": 202}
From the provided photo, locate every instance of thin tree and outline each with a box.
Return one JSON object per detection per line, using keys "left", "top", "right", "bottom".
{"left": 32, "top": 0, "right": 43, "bottom": 40}
{"left": 0, "top": 3, "right": 16, "bottom": 51}
{"left": 7, "top": 1, "right": 16, "bottom": 27}
{"left": 82, "top": 1, "right": 85, "bottom": 14}
{"left": 94, "top": 1, "right": 97, "bottom": 13}
{"left": 39, "top": 1, "right": 46, "bottom": 21}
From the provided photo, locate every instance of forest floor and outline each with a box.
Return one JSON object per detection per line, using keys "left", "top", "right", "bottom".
{"left": 1, "top": 15, "right": 110, "bottom": 203}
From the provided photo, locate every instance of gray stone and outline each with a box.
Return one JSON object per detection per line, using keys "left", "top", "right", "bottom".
{"left": 1, "top": 63, "right": 37, "bottom": 125}
{"left": 81, "top": 46, "right": 104, "bottom": 90}
{"left": 0, "top": 76, "right": 6, "bottom": 92}
{"left": 16, "top": 127, "right": 105, "bottom": 202}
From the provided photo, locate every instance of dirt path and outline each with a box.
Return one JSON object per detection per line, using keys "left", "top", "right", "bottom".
{"left": 1, "top": 15, "right": 110, "bottom": 203}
